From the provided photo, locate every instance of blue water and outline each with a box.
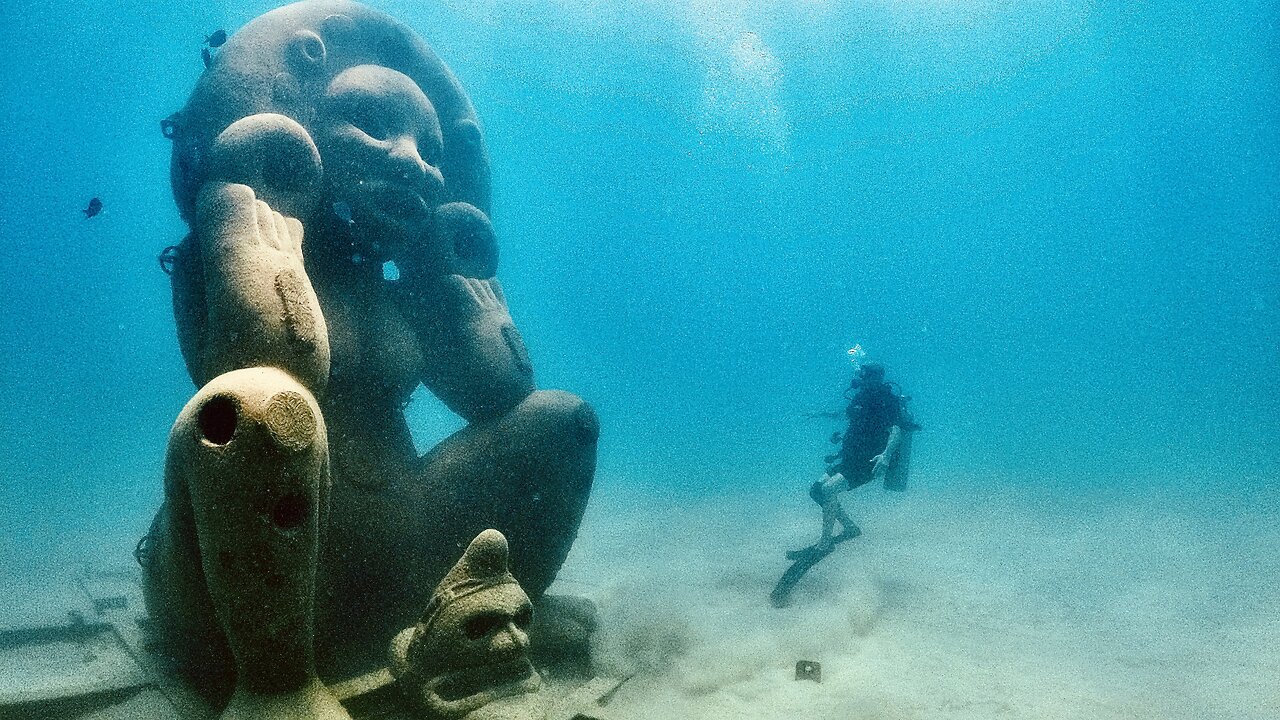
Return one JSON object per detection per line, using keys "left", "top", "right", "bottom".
{"left": 0, "top": 0, "right": 1276, "bottom": 710}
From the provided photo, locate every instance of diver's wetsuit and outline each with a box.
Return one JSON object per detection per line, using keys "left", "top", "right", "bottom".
{"left": 829, "top": 382, "right": 906, "bottom": 489}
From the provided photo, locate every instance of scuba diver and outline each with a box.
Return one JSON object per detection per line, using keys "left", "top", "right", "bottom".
{"left": 801, "top": 361, "right": 920, "bottom": 554}
{"left": 772, "top": 359, "right": 920, "bottom": 606}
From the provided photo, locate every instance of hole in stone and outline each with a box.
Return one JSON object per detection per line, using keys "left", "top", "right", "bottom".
{"left": 403, "top": 383, "right": 465, "bottom": 456}
{"left": 382, "top": 260, "right": 400, "bottom": 281}
{"left": 198, "top": 396, "right": 237, "bottom": 445}
{"left": 287, "top": 31, "right": 327, "bottom": 73}
{"left": 272, "top": 493, "right": 308, "bottom": 530}
{"left": 299, "top": 34, "right": 324, "bottom": 62}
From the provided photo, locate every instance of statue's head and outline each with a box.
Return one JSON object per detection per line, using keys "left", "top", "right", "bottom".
{"left": 166, "top": 0, "right": 494, "bottom": 270}
{"left": 314, "top": 64, "right": 444, "bottom": 241}
{"left": 389, "top": 529, "right": 541, "bottom": 719}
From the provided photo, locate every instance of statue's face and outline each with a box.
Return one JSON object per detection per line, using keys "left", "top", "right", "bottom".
{"left": 315, "top": 64, "right": 445, "bottom": 249}
{"left": 416, "top": 583, "right": 540, "bottom": 717}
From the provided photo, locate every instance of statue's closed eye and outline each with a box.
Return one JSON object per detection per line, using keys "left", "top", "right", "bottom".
{"left": 351, "top": 109, "right": 389, "bottom": 142}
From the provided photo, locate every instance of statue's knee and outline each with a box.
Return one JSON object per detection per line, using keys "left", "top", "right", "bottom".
{"left": 509, "top": 390, "right": 599, "bottom": 452}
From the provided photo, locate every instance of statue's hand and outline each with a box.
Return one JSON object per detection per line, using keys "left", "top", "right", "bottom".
{"left": 206, "top": 113, "right": 323, "bottom": 221}
{"left": 197, "top": 181, "right": 330, "bottom": 394}
{"left": 411, "top": 274, "right": 535, "bottom": 421}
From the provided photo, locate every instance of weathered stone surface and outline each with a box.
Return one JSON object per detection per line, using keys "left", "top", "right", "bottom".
{"left": 389, "top": 530, "right": 543, "bottom": 720}
{"left": 142, "top": 3, "right": 598, "bottom": 717}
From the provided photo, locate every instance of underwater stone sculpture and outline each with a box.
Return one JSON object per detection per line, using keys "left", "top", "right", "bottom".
{"left": 140, "top": 1, "right": 599, "bottom": 716}
{"left": 389, "top": 530, "right": 544, "bottom": 720}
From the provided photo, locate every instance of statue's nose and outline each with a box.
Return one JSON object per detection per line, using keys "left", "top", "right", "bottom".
{"left": 491, "top": 622, "right": 529, "bottom": 654}
{"left": 388, "top": 136, "right": 428, "bottom": 185}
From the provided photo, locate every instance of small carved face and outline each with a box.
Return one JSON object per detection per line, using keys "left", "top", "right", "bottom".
{"left": 415, "top": 583, "right": 539, "bottom": 718}
{"left": 315, "top": 64, "right": 446, "bottom": 249}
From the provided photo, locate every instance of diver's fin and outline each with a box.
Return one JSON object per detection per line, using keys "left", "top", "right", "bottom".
{"left": 783, "top": 526, "right": 859, "bottom": 561}
{"left": 772, "top": 542, "right": 841, "bottom": 608}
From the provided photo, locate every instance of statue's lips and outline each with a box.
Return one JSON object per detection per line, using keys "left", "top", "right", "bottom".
{"left": 361, "top": 179, "right": 430, "bottom": 219}
{"left": 429, "top": 657, "right": 539, "bottom": 702}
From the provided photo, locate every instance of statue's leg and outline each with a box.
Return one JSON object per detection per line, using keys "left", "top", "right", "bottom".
{"left": 161, "top": 366, "right": 349, "bottom": 720}
{"left": 419, "top": 389, "right": 600, "bottom": 597}
{"left": 315, "top": 389, "right": 597, "bottom": 677}
{"left": 142, "top": 465, "right": 236, "bottom": 701}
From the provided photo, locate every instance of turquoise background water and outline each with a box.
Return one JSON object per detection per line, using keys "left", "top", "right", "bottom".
{"left": 0, "top": 0, "right": 1276, "bottom": 570}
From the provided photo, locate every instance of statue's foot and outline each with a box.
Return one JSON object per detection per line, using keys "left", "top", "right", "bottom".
{"left": 218, "top": 678, "right": 352, "bottom": 720}
{"left": 195, "top": 180, "right": 330, "bottom": 390}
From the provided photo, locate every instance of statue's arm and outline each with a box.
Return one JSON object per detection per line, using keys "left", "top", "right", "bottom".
{"left": 184, "top": 114, "right": 330, "bottom": 396}
{"left": 195, "top": 182, "right": 330, "bottom": 396}
{"left": 393, "top": 204, "right": 534, "bottom": 423}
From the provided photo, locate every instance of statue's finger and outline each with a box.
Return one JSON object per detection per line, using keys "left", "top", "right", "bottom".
{"left": 196, "top": 182, "right": 258, "bottom": 253}
{"left": 461, "top": 276, "right": 485, "bottom": 307}
{"left": 475, "top": 278, "right": 498, "bottom": 310}
{"left": 285, "top": 217, "right": 304, "bottom": 253}
{"left": 255, "top": 200, "right": 277, "bottom": 248}
{"left": 489, "top": 277, "right": 508, "bottom": 309}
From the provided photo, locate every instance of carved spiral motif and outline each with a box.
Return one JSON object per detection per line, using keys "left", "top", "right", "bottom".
{"left": 264, "top": 390, "right": 316, "bottom": 452}
{"left": 287, "top": 30, "right": 327, "bottom": 73}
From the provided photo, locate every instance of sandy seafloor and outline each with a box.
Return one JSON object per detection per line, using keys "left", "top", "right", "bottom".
{"left": 552, "top": 470, "right": 1280, "bottom": 720}
{"left": 6, "top": 467, "right": 1278, "bottom": 719}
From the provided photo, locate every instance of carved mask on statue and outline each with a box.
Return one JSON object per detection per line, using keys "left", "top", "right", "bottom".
{"left": 390, "top": 529, "right": 541, "bottom": 719}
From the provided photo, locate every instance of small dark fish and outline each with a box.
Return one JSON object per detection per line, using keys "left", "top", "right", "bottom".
{"left": 331, "top": 201, "right": 354, "bottom": 224}
{"left": 204, "top": 29, "right": 227, "bottom": 47}
{"left": 83, "top": 197, "right": 103, "bottom": 219}
{"left": 201, "top": 47, "right": 212, "bottom": 69}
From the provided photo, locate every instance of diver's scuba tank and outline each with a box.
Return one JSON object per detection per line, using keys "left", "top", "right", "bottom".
{"left": 883, "top": 396, "right": 917, "bottom": 492}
